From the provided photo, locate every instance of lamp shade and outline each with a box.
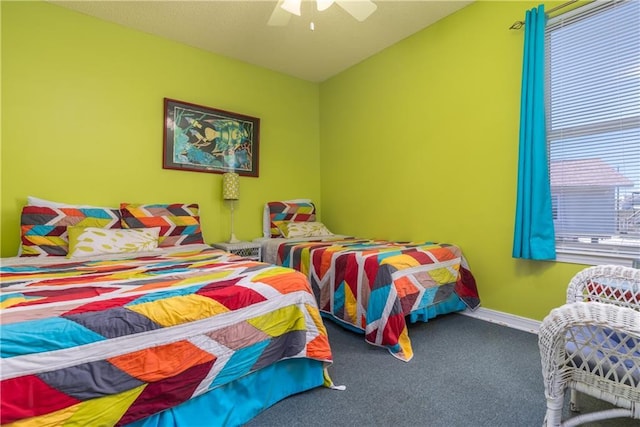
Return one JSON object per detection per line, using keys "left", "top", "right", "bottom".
{"left": 222, "top": 172, "right": 240, "bottom": 200}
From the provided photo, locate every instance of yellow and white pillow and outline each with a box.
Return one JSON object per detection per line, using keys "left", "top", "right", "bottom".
{"left": 276, "top": 221, "right": 333, "bottom": 238}
{"left": 67, "top": 226, "right": 161, "bottom": 259}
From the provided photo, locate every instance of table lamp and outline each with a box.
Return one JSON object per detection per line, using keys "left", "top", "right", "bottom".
{"left": 222, "top": 172, "right": 240, "bottom": 243}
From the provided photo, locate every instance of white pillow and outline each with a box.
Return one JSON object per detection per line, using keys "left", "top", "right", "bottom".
{"left": 27, "top": 196, "right": 115, "bottom": 210}
{"left": 276, "top": 221, "right": 333, "bottom": 238}
{"left": 67, "top": 226, "right": 161, "bottom": 259}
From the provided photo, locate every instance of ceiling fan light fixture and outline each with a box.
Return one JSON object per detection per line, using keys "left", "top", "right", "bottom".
{"left": 269, "top": 0, "right": 378, "bottom": 26}
{"left": 316, "top": 0, "right": 335, "bottom": 11}
{"left": 281, "top": 0, "right": 301, "bottom": 16}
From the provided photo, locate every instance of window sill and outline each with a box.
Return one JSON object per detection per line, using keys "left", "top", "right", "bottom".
{"left": 556, "top": 250, "right": 639, "bottom": 268}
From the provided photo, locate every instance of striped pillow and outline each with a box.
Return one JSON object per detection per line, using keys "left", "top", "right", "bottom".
{"left": 20, "top": 206, "right": 122, "bottom": 257}
{"left": 120, "top": 203, "right": 204, "bottom": 247}
{"left": 267, "top": 201, "right": 316, "bottom": 238}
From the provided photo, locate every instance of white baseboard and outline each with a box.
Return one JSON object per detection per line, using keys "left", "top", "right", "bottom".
{"left": 458, "top": 307, "right": 541, "bottom": 335}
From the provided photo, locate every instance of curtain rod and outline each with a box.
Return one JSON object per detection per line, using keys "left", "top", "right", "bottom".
{"left": 509, "top": 0, "right": 580, "bottom": 30}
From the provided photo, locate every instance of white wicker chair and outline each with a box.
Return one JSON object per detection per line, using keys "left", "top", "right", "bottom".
{"left": 538, "top": 265, "right": 640, "bottom": 427}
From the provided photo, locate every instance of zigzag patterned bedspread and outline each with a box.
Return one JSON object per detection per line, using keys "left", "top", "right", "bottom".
{"left": 0, "top": 246, "right": 333, "bottom": 426}
{"left": 275, "top": 238, "right": 480, "bottom": 361}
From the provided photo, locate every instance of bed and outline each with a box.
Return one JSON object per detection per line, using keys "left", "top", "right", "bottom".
{"left": 1, "top": 199, "right": 334, "bottom": 426}
{"left": 259, "top": 200, "right": 481, "bottom": 362}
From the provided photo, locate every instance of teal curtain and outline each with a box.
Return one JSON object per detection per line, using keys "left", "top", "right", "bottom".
{"left": 512, "top": 5, "right": 556, "bottom": 260}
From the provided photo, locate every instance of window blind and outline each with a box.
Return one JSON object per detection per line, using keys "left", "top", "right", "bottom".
{"left": 545, "top": 0, "right": 640, "bottom": 265}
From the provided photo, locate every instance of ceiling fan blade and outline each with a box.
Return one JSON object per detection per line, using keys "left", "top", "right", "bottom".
{"left": 267, "top": 0, "right": 293, "bottom": 26}
{"left": 335, "top": 0, "right": 377, "bottom": 22}
{"left": 281, "top": 0, "right": 302, "bottom": 16}
{"left": 316, "top": 0, "right": 335, "bottom": 12}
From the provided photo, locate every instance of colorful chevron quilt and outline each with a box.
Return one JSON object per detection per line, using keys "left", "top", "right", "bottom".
{"left": 0, "top": 246, "right": 333, "bottom": 426}
{"left": 275, "top": 238, "right": 480, "bottom": 361}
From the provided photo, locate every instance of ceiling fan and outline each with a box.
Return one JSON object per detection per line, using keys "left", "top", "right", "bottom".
{"left": 268, "top": 0, "right": 378, "bottom": 26}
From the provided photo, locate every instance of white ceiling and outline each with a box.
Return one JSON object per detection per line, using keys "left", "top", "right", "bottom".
{"left": 50, "top": 0, "right": 473, "bottom": 82}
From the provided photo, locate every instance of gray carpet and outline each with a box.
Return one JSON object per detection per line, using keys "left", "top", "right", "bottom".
{"left": 245, "top": 314, "right": 640, "bottom": 427}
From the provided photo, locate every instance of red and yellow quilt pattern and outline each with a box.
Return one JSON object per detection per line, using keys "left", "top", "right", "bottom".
{"left": 276, "top": 238, "right": 480, "bottom": 361}
{"left": 0, "top": 247, "right": 332, "bottom": 426}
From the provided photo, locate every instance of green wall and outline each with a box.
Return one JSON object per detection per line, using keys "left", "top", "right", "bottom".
{"left": 1, "top": 1, "right": 321, "bottom": 256}
{"left": 1, "top": 1, "right": 585, "bottom": 321}
{"left": 319, "top": 0, "right": 584, "bottom": 320}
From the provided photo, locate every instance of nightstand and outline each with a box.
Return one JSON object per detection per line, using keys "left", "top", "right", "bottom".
{"left": 211, "top": 241, "right": 262, "bottom": 261}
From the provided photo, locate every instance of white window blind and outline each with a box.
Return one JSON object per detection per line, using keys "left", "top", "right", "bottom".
{"left": 545, "top": 0, "right": 640, "bottom": 266}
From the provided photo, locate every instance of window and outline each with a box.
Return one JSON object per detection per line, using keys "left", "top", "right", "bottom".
{"left": 545, "top": 0, "right": 640, "bottom": 267}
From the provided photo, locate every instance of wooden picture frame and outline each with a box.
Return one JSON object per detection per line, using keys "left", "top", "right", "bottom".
{"left": 163, "top": 98, "right": 260, "bottom": 177}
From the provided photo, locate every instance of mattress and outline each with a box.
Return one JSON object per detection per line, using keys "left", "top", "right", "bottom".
{"left": 260, "top": 237, "right": 480, "bottom": 361}
{"left": 0, "top": 244, "right": 333, "bottom": 426}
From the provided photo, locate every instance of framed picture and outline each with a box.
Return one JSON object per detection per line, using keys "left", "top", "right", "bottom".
{"left": 163, "top": 98, "right": 260, "bottom": 177}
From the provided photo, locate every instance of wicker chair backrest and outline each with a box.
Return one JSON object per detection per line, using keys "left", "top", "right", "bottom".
{"left": 566, "top": 265, "right": 640, "bottom": 309}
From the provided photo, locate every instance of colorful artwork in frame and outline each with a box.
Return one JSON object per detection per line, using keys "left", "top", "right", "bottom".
{"left": 163, "top": 98, "right": 260, "bottom": 177}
